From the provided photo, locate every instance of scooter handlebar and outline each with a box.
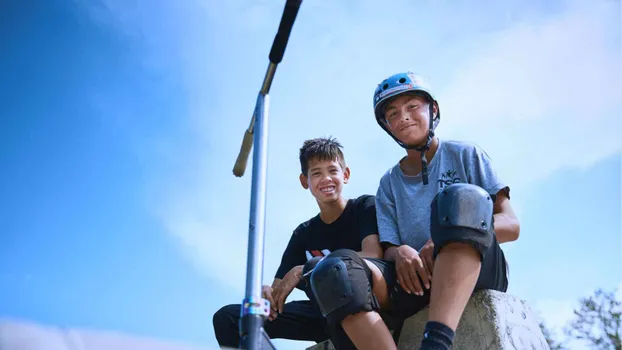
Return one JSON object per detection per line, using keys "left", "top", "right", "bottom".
{"left": 232, "top": 127, "right": 254, "bottom": 177}
{"left": 269, "top": 0, "right": 303, "bottom": 64}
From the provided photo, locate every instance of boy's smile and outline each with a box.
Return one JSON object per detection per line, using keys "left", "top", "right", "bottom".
{"left": 383, "top": 93, "right": 437, "bottom": 147}
{"left": 319, "top": 185, "right": 336, "bottom": 195}
{"left": 300, "top": 158, "right": 350, "bottom": 205}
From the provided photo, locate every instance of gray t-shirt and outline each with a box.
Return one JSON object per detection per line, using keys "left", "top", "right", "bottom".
{"left": 375, "top": 139, "right": 509, "bottom": 251}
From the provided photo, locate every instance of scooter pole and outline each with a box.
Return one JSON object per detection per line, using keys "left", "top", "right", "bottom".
{"left": 232, "top": 1, "right": 303, "bottom": 349}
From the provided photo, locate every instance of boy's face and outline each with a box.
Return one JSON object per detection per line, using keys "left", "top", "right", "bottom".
{"left": 299, "top": 158, "right": 350, "bottom": 204}
{"left": 383, "top": 93, "right": 437, "bottom": 146}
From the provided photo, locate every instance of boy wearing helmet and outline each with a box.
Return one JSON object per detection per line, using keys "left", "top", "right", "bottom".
{"left": 307, "top": 73, "right": 520, "bottom": 350}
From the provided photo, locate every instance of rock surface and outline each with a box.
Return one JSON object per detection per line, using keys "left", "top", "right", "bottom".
{"left": 307, "top": 290, "right": 550, "bottom": 350}
{"left": 306, "top": 339, "right": 336, "bottom": 350}
{"left": 398, "top": 290, "right": 549, "bottom": 350}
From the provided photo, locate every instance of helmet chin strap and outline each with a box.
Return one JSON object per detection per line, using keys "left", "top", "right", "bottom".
{"left": 399, "top": 104, "right": 435, "bottom": 185}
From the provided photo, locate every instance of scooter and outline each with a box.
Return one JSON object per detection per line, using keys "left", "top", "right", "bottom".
{"left": 231, "top": 1, "right": 303, "bottom": 349}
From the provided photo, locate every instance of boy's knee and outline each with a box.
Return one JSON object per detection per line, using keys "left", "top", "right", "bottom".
{"left": 301, "top": 256, "right": 325, "bottom": 298}
{"left": 309, "top": 249, "right": 379, "bottom": 327}
{"left": 430, "top": 183, "right": 495, "bottom": 261}
{"left": 212, "top": 304, "right": 240, "bottom": 340}
{"left": 213, "top": 304, "right": 244, "bottom": 347}
{"left": 304, "top": 256, "right": 324, "bottom": 274}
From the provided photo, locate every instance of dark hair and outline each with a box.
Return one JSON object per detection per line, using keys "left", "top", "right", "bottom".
{"left": 299, "top": 136, "right": 346, "bottom": 175}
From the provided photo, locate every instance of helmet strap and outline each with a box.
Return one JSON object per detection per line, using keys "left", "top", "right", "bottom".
{"left": 381, "top": 103, "right": 437, "bottom": 185}
{"left": 403, "top": 104, "right": 435, "bottom": 185}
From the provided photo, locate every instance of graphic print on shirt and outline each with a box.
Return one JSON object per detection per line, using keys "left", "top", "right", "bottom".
{"left": 437, "top": 169, "right": 461, "bottom": 189}
{"left": 305, "top": 249, "right": 331, "bottom": 261}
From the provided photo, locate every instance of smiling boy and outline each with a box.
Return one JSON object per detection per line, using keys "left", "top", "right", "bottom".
{"left": 212, "top": 137, "right": 385, "bottom": 349}
{"left": 307, "top": 72, "right": 520, "bottom": 350}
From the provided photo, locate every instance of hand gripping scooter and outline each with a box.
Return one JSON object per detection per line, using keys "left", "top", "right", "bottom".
{"left": 231, "top": 1, "right": 303, "bottom": 349}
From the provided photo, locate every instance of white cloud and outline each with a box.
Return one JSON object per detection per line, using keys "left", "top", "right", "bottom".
{"left": 436, "top": 0, "right": 621, "bottom": 193}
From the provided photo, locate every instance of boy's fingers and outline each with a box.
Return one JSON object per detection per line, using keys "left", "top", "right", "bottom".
{"left": 276, "top": 286, "right": 290, "bottom": 313}
{"left": 271, "top": 289, "right": 280, "bottom": 311}
{"left": 402, "top": 265, "right": 418, "bottom": 295}
{"left": 407, "top": 267, "right": 423, "bottom": 295}
{"left": 268, "top": 307, "right": 277, "bottom": 320}
{"left": 423, "top": 253, "right": 434, "bottom": 278}
{"left": 275, "top": 296, "right": 282, "bottom": 313}
{"left": 279, "top": 292, "right": 288, "bottom": 313}
{"left": 416, "top": 259, "right": 430, "bottom": 290}
{"left": 396, "top": 263, "right": 411, "bottom": 294}
{"left": 265, "top": 290, "right": 276, "bottom": 305}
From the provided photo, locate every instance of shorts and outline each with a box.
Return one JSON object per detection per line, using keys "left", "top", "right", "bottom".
{"left": 364, "top": 233, "right": 508, "bottom": 323}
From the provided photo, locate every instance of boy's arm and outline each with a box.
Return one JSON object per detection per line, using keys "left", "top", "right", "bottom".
{"left": 273, "top": 227, "right": 306, "bottom": 286}
{"left": 359, "top": 234, "right": 383, "bottom": 259}
{"left": 469, "top": 146, "right": 520, "bottom": 243}
{"left": 383, "top": 244, "right": 400, "bottom": 262}
{"left": 492, "top": 189, "right": 520, "bottom": 243}
{"left": 270, "top": 278, "right": 282, "bottom": 290}
{"left": 356, "top": 195, "right": 384, "bottom": 259}
{"left": 375, "top": 179, "right": 403, "bottom": 261}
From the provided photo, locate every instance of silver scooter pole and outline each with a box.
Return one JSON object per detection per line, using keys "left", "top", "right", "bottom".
{"left": 232, "top": 1, "right": 303, "bottom": 349}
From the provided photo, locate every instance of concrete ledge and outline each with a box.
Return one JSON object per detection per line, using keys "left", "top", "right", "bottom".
{"left": 307, "top": 290, "right": 550, "bottom": 350}
{"left": 306, "top": 339, "right": 335, "bottom": 350}
{"left": 397, "top": 290, "right": 550, "bottom": 350}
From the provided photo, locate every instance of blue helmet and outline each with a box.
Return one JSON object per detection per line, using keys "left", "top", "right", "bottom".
{"left": 372, "top": 72, "right": 441, "bottom": 185}
{"left": 373, "top": 72, "right": 440, "bottom": 132}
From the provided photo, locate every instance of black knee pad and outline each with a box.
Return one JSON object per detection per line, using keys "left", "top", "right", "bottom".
{"left": 303, "top": 256, "right": 324, "bottom": 275}
{"left": 299, "top": 256, "right": 324, "bottom": 297}
{"left": 309, "top": 249, "right": 378, "bottom": 326}
{"left": 430, "top": 183, "right": 494, "bottom": 261}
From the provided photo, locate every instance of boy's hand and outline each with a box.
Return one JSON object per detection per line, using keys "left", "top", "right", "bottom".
{"left": 262, "top": 285, "right": 278, "bottom": 321}
{"left": 395, "top": 245, "right": 430, "bottom": 295}
{"left": 418, "top": 239, "right": 435, "bottom": 278}
{"left": 272, "top": 265, "right": 303, "bottom": 314}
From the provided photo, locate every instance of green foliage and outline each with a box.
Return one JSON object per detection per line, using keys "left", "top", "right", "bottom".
{"left": 563, "top": 288, "right": 621, "bottom": 350}
{"left": 539, "top": 321, "right": 566, "bottom": 350}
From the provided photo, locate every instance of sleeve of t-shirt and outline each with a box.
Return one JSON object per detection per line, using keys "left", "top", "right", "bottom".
{"left": 467, "top": 145, "right": 511, "bottom": 200}
{"left": 274, "top": 227, "right": 306, "bottom": 279}
{"left": 375, "top": 175, "right": 401, "bottom": 246}
{"left": 357, "top": 195, "right": 379, "bottom": 241}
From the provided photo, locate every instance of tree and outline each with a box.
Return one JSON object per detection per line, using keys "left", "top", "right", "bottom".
{"left": 564, "top": 288, "right": 621, "bottom": 350}
{"left": 539, "top": 321, "right": 566, "bottom": 350}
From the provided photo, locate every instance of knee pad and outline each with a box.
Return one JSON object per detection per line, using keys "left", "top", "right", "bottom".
{"left": 430, "top": 183, "right": 494, "bottom": 261}
{"left": 303, "top": 256, "right": 324, "bottom": 275}
{"left": 299, "top": 256, "right": 324, "bottom": 296}
{"left": 309, "top": 249, "right": 378, "bottom": 326}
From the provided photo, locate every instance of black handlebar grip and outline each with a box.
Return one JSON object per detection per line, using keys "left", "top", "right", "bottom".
{"left": 269, "top": 0, "right": 303, "bottom": 64}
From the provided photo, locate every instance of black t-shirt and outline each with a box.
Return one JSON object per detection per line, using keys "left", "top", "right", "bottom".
{"left": 274, "top": 194, "right": 378, "bottom": 279}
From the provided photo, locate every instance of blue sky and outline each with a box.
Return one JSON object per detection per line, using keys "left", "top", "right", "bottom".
{"left": 0, "top": 0, "right": 620, "bottom": 349}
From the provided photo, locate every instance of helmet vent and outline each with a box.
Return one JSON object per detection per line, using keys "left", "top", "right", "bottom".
{"left": 382, "top": 83, "right": 389, "bottom": 90}
{"left": 398, "top": 77, "right": 406, "bottom": 83}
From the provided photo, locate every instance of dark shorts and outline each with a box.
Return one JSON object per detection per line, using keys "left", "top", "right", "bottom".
{"left": 364, "top": 233, "right": 508, "bottom": 323}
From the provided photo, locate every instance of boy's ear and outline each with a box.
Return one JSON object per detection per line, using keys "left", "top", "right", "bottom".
{"left": 343, "top": 166, "right": 351, "bottom": 184}
{"left": 299, "top": 173, "right": 309, "bottom": 189}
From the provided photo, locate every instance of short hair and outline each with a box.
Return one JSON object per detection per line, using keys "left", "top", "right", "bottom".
{"left": 299, "top": 136, "right": 346, "bottom": 175}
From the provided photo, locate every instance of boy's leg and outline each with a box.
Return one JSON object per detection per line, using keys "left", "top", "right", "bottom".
{"left": 308, "top": 250, "right": 398, "bottom": 350}
{"left": 421, "top": 184, "right": 509, "bottom": 349}
{"left": 338, "top": 258, "right": 396, "bottom": 350}
{"left": 321, "top": 257, "right": 434, "bottom": 350}
{"left": 212, "top": 299, "right": 329, "bottom": 348}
